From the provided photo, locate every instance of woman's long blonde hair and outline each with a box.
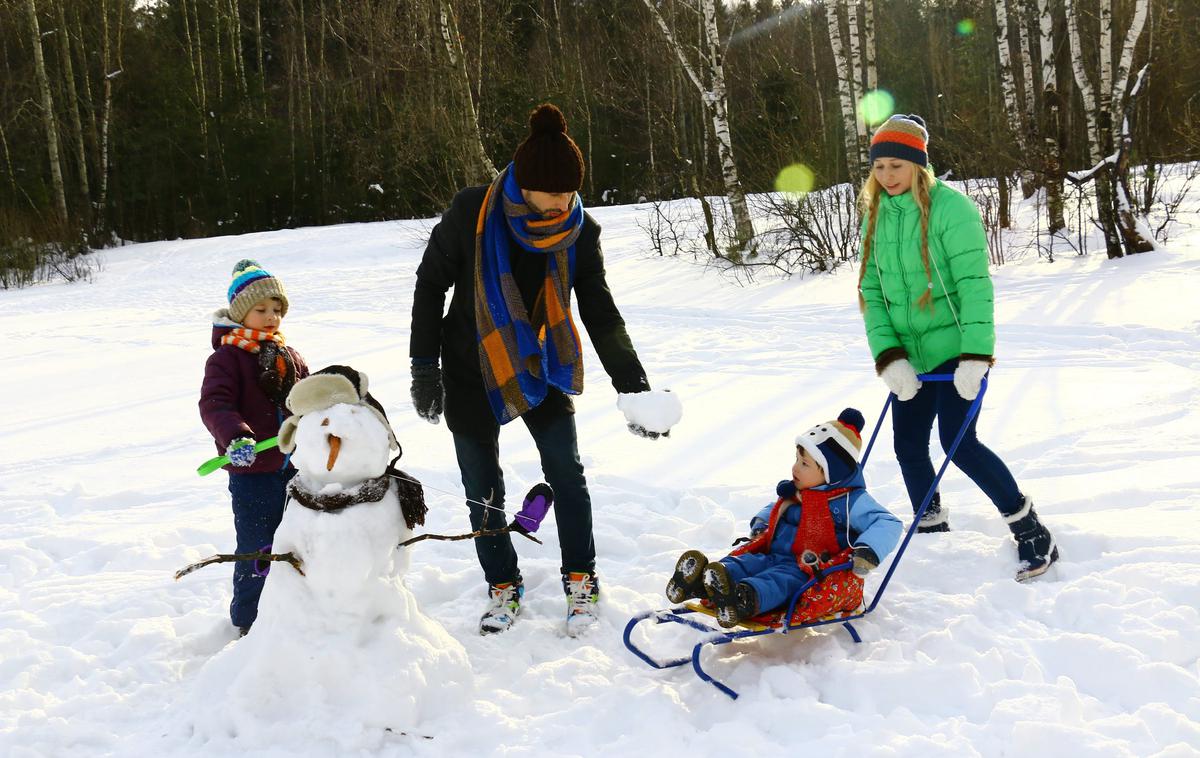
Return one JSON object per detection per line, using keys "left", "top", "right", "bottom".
{"left": 857, "top": 162, "right": 938, "bottom": 310}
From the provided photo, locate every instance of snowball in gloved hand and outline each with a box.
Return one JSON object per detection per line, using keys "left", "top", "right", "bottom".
{"left": 617, "top": 389, "right": 683, "bottom": 439}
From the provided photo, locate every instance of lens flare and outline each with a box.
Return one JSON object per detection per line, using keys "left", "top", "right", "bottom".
{"left": 775, "top": 164, "right": 816, "bottom": 196}
{"left": 956, "top": 18, "right": 977, "bottom": 35}
{"left": 857, "top": 90, "right": 896, "bottom": 127}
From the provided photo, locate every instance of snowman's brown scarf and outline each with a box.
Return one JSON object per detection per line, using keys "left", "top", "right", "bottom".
{"left": 287, "top": 474, "right": 391, "bottom": 513}
{"left": 286, "top": 456, "right": 428, "bottom": 531}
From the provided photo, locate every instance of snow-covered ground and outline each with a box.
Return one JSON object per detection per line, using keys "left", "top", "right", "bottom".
{"left": 2, "top": 178, "right": 1199, "bottom": 757}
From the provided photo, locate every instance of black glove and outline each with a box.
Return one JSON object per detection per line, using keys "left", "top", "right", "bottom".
{"left": 627, "top": 423, "right": 668, "bottom": 440}
{"left": 852, "top": 545, "right": 880, "bottom": 577}
{"left": 256, "top": 341, "right": 296, "bottom": 404}
{"left": 410, "top": 361, "right": 443, "bottom": 424}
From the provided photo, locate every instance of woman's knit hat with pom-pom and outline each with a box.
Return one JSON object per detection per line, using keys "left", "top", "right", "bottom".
{"left": 513, "top": 103, "right": 585, "bottom": 193}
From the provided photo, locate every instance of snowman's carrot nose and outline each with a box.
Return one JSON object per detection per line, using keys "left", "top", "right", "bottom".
{"left": 327, "top": 434, "right": 342, "bottom": 471}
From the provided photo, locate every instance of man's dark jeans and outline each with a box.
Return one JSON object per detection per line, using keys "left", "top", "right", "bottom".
{"left": 453, "top": 409, "right": 595, "bottom": 586}
{"left": 891, "top": 359, "right": 1023, "bottom": 517}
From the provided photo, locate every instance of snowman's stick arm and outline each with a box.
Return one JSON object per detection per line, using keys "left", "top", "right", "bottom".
{"left": 174, "top": 550, "right": 305, "bottom": 580}
{"left": 398, "top": 526, "right": 542, "bottom": 548}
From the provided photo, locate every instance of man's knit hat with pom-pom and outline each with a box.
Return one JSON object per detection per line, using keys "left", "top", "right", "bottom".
{"left": 226, "top": 259, "right": 289, "bottom": 323}
{"left": 795, "top": 408, "right": 867, "bottom": 485}
{"left": 513, "top": 103, "right": 585, "bottom": 193}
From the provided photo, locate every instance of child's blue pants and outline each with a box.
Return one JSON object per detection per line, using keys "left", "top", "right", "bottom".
{"left": 720, "top": 552, "right": 810, "bottom": 613}
{"left": 227, "top": 469, "right": 294, "bottom": 628}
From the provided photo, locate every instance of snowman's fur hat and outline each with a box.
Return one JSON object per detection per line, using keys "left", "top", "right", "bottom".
{"left": 278, "top": 365, "right": 399, "bottom": 454}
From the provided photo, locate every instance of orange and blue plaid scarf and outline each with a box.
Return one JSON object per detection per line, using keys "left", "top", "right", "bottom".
{"left": 475, "top": 163, "right": 584, "bottom": 424}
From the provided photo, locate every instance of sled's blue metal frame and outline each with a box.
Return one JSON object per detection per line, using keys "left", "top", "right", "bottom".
{"left": 622, "top": 374, "right": 988, "bottom": 699}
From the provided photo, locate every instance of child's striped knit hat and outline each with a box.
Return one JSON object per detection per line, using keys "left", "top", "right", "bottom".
{"left": 227, "top": 259, "right": 289, "bottom": 323}
{"left": 869, "top": 114, "right": 929, "bottom": 167}
{"left": 796, "top": 408, "right": 866, "bottom": 485}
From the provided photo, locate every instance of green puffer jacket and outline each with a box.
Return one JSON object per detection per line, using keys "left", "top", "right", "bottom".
{"left": 859, "top": 180, "right": 995, "bottom": 374}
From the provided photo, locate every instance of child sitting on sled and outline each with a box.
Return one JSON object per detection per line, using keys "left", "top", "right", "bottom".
{"left": 666, "top": 408, "right": 902, "bottom": 628}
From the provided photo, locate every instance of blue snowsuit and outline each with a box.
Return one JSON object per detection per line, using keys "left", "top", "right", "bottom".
{"left": 719, "top": 466, "right": 901, "bottom": 613}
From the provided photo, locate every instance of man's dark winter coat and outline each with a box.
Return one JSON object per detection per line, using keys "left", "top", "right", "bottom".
{"left": 410, "top": 186, "right": 648, "bottom": 436}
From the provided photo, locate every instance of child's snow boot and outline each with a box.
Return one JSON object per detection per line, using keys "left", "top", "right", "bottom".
{"left": 1005, "top": 495, "right": 1059, "bottom": 582}
{"left": 916, "top": 493, "right": 950, "bottom": 533}
{"left": 702, "top": 562, "right": 742, "bottom": 628}
{"left": 734, "top": 582, "right": 760, "bottom": 621}
{"left": 563, "top": 570, "right": 600, "bottom": 638}
{"left": 479, "top": 579, "right": 524, "bottom": 634}
{"left": 665, "top": 550, "right": 709, "bottom": 604}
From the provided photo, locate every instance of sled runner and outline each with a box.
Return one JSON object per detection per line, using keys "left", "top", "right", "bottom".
{"left": 623, "top": 373, "right": 988, "bottom": 699}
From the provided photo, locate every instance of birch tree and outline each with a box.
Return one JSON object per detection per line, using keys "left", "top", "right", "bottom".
{"left": 639, "top": 0, "right": 755, "bottom": 253}
{"left": 993, "top": 0, "right": 1024, "bottom": 143}
{"left": 436, "top": 0, "right": 497, "bottom": 184}
{"left": 1036, "top": 0, "right": 1064, "bottom": 231}
{"left": 1013, "top": 0, "right": 1036, "bottom": 132}
{"left": 55, "top": 0, "right": 89, "bottom": 211}
{"left": 825, "top": 0, "right": 862, "bottom": 184}
{"left": 862, "top": 0, "right": 877, "bottom": 93}
{"left": 1065, "top": 0, "right": 1153, "bottom": 257}
{"left": 25, "top": 0, "right": 69, "bottom": 223}
{"left": 845, "top": 0, "right": 868, "bottom": 168}
{"left": 98, "top": 0, "right": 118, "bottom": 215}
{"left": 1013, "top": 0, "right": 1038, "bottom": 197}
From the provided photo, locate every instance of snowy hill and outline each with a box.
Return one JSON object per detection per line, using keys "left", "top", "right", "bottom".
{"left": 2, "top": 185, "right": 1199, "bottom": 757}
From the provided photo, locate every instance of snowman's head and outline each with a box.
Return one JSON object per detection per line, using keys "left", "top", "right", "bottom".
{"left": 288, "top": 403, "right": 393, "bottom": 484}
{"left": 279, "top": 366, "right": 399, "bottom": 485}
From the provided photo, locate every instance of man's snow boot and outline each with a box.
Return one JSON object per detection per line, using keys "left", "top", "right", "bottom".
{"left": 702, "top": 562, "right": 743, "bottom": 628}
{"left": 916, "top": 493, "right": 950, "bottom": 533}
{"left": 665, "top": 550, "right": 709, "bottom": 604}
{"left": 479, "top": 579, "right": 524, "bottom": 634}
{"left": 563, "top": 571, "right": 600, "bottom": 638}
{"left": 1005, "top": 495, "right": 1059, "bottom": 582}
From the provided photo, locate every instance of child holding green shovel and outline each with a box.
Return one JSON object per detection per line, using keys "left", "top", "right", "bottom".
{"left": 199, "top": 260, "right": 309, "bottom": 635}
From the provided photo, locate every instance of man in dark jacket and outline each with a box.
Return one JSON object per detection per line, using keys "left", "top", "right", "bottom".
{"left": 409, "top": 103, "right": 673, "bottom": 637}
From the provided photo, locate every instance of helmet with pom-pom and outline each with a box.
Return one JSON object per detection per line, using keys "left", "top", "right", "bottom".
{"left": 794, "top": 408, "right": 867, "bottom": 486}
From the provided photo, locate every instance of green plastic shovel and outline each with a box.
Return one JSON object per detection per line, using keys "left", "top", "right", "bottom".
{"left": 197, "top": 436, "right": 280, "bottom": 476}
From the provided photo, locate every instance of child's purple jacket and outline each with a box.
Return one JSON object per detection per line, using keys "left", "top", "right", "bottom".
{"left": 199, "top": 321, "right": 309, "bottom": 474}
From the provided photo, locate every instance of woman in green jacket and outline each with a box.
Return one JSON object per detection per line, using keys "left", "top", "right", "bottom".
{"left": 857, "top": 114, "right": 1058, "bottom": 582}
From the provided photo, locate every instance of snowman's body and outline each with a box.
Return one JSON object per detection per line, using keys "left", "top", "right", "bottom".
{"left": 270, "top": 401, "right": 411, "bottom": 607}
{"left": 190, "top": 398, "right": 471, "bottom": 747}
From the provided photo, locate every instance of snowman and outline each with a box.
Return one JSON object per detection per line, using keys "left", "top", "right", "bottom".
{"left": 187, "top": 366, "right": 472, "bottom": 748}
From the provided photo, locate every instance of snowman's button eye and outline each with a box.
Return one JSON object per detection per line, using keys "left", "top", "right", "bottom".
{"left": 321, "top": 418, "right": 330, "bottom": 426}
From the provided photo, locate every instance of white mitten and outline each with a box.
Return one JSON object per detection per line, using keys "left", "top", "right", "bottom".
{"left": 617, "top": 389, "right": 683, "bottom": 439}
{"left": 953, "top": 360, "right": 989, "bottom": 401}
{"left": 880, "top": 358, "right": 921, "bottom": 401}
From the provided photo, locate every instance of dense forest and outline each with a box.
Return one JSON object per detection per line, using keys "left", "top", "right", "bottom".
{"left": 1, "top": 0, "right": 1196, "bottom": 265}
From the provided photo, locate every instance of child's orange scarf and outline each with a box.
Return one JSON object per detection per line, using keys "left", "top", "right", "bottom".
{"left": 221, "top": 327, "right": 295, "bottom": 404}
{"left": 220, "top": 327, "right": 285, "bottom": 353}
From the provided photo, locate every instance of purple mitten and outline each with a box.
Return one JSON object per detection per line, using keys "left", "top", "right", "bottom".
{"left": 253, "top": 544, "right": 273, "bottom": 577}
{"left": 511, "top": 483, "right": 554, "bottom": 534}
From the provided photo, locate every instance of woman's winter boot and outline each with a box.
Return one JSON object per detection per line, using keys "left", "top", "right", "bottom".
{"left": 1005, "top": 495, "right": 1059, "bottom": 581}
